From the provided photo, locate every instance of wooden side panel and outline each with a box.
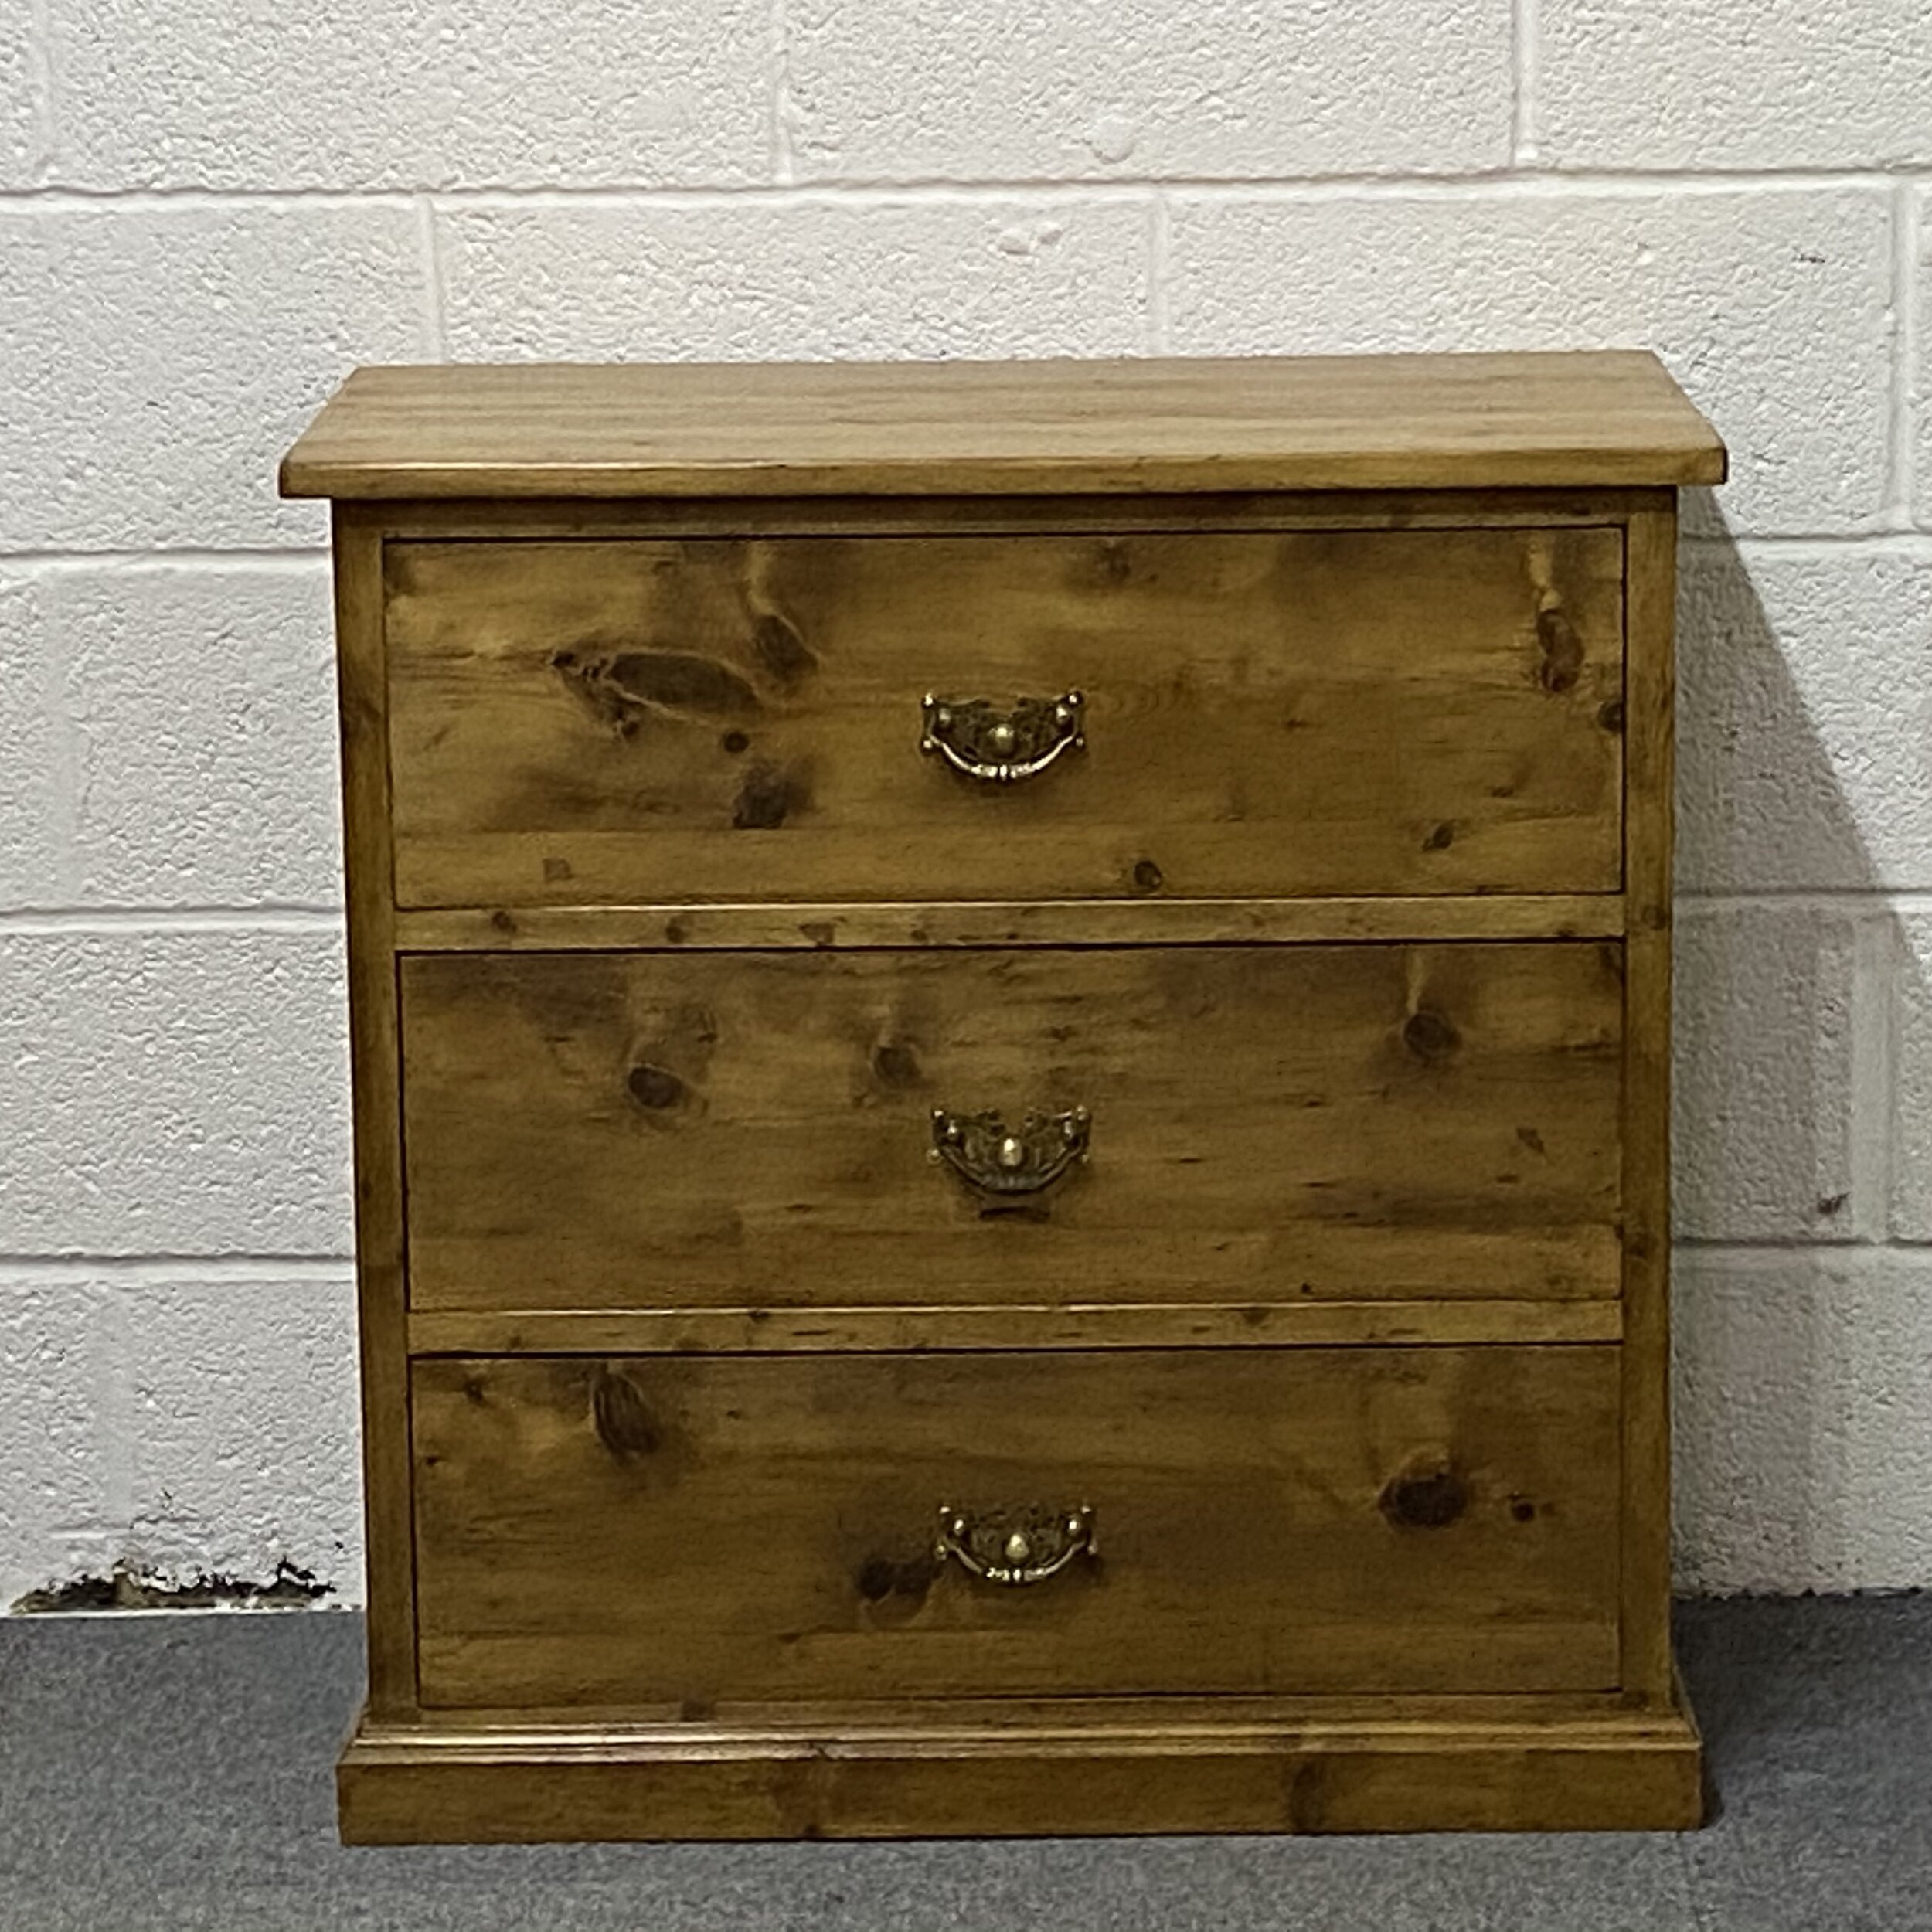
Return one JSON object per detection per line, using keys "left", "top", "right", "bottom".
{"left": 385, "top": 528, "right": 1626, "bottom": 907}
{"left": 400, "top": 943, "right": 1625, "bottom": 1313}
{"left": 332, "top": 507, "right": 415, "bottom": 1719}
{"left": 1621, "top": 498, "right": 1678, "bottom": 1701}
{"left": 411, "top": 1347, "right": 1622, "bottom": 1709}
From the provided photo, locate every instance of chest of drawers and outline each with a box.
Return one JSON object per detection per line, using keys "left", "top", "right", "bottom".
{"left": 283, "top": 352, "right": 1725, "bottom": 1842}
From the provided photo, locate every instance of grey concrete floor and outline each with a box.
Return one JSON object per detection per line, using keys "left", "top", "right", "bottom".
{"left": 0, "top": 1597, "right": 1926, "bottom": 1930}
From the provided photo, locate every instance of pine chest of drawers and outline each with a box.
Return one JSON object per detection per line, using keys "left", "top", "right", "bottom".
{"left": 282, "top": 352, "right": 1726, "bottom": 1842}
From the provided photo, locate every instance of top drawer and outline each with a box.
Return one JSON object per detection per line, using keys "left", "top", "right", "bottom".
{"left": 384, "top": 527, "right": 1624, "bottom": 910}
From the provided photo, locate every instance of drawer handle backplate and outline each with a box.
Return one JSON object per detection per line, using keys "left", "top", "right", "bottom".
{"left": 936, "top": 1504, "right": 1097, "bottom": 1586}
{"left": 930, "top": 1107, "right": 1091, "bottom": 1195}
{"left": 920, "top": 690, "right": 1085, "bottom": 783}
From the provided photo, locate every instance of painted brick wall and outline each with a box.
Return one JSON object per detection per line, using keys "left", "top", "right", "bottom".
{"left": 2, "top": 2, "right": 1928, "bottom": 1607}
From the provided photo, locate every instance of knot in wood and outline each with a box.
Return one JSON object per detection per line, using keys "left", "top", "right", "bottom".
{"left": 1402, "top": 1009, "right": 1461, "bottom": 1060}
{"left": 1380, "top": 1459, "right": 1470, "bottom": 1529}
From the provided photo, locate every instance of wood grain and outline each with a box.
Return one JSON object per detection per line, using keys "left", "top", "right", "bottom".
{"left": 332, "top": 485, "right": 1668, "bottom": 541}
{"left": 405, "top": 1298, "right": 1624, "bottom": 1356}
{"left": 386, "top": 527, "right": 1626, "bottom": 908}
{"left": 399, "top": 943, "right": 1625, "bottom": 1313}
{"left": 371, "top": 1683, "right": 1682, "bottom": 1736}
{"left": 279, "top": 352, "right": 1727, "bottom": 501}
{"left": 396, "top": 893, "right": 1626, "bottom": 953}
{"left": 411, "top": 1346, "right": 1622, "bottom": 1710}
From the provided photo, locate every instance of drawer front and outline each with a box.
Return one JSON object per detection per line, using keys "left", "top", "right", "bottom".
{"left": 400, "top": 943, "right": 1623, "bottom": 1313}
{"left": 413, "top": 1346, "right": 1622, "bottom": 1709}
{"left": 385, "top": 529, "right": 1624, "bottom": 908}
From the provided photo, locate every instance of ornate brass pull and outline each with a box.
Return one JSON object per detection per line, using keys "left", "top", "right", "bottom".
{"left": 935, "top": 1505, "right": 1097, "bottom": 1586}
{"left": 930, "top": 1107, "right": 1091, "bottom": 1195}
{"left": 920, "top": 690, "right": 1085, "bottom": 783}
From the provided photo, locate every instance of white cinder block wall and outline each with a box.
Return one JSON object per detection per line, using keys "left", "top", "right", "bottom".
{"left": 2, "top": 2, "right": 1930, "bottom": 1607}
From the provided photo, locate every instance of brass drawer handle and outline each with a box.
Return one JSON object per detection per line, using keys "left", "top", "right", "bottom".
{"left": 935, "top": 1505, "right": 1097, "bottom": 1586}
{"left": 920, "top": 690, "right": 1085, "bottom": 783}
{"left": 930, "top": 1107, "right": 1091, "bottom": 1195}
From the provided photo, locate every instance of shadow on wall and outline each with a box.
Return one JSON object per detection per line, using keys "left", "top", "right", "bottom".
{"left": 1670, "top": 494, "right": 1932, "bottom": 1594}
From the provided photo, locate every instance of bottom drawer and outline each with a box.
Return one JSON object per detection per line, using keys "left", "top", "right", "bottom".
{"left": 413, "top": 1346, "right": 1621, "bottom": 1710}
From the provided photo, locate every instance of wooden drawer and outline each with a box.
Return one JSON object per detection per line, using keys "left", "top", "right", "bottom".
{"left": 384, "top": 527, "right": 1625, "bottom": 909}
{"left": 413, "top": 1346, "right": 1622, "bottom": 1709}
{"left": 400, "top": 942, "right": 1624, "bottom": 1314}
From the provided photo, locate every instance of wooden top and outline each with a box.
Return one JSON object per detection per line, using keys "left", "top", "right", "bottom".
{"left": 281, "top": 352, "right": 1726, "bottom": 501}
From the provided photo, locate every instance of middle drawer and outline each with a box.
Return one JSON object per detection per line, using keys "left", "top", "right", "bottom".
{"left": 400, "top": 943, "right": 1623, "bottom": 1313}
